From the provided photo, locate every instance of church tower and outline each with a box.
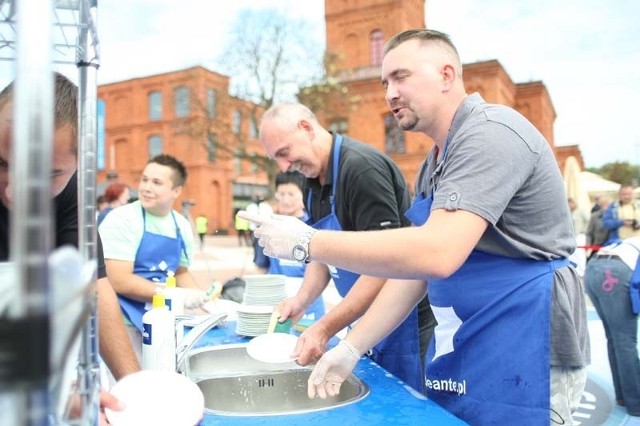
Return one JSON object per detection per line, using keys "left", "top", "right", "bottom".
{"left": 321, "top": 0, "right": 430, "bottom": 187}
{"left": 325, "top": 0, "right": 425, "bottom": 71}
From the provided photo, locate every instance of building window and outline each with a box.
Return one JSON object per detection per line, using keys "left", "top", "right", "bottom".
{"left": 206, "top": 88, "right": 217, "bottom": 118}
{"left": 329, "top": 119, "right": 349, "bottom": 134}
{"left": 148, "top": 135, "right": 163, "bottom": 158}
{"left": 206, "top": 133, "right": 217, "bottom": 163}
{"left": 384, "top": 113, "right": 405, "bottom": 154}
{"left": 370, "top": 29, "right": 384, "bottom": 66}
{"left": 232, "top": 110, "right": 242, "bottom": 135}
{"left": 148, "top": 91, "right": 162, "bottom": 121}
{"left": 174, "top": 86, "right": 190, "bottom": 118}
{"left": 249, "top": 117, "right": 258, "bottom": 139}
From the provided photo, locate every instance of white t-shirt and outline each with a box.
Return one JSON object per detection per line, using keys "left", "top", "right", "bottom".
{"left": 99, "top": 200, "right": 194, "bottom": 266}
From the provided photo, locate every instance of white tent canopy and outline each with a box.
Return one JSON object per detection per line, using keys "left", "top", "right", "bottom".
{"left": 564, "top": 156, "right": 591, "bottom": 211}
{"left": 579, "top": 171, "right": 621, "bottom": 197}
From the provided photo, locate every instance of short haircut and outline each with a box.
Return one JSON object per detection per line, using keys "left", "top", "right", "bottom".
{"left": 259, "top": 102, "right": 317, "bottom": 133}
{"left": 148, "top": 154, "right": 187, "bottom": 187}
{"left": 0, "top": 72, "right": 78, "bottom": 144}
{"left": 383, "top": 29, "right": 463, "bottom": 76}
{"left": 275, "top": 171, "right": 306, "bottom": 193}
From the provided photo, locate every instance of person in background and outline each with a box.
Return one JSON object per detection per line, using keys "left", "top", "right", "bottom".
{"left": 99, "top": 154, "right": 208, "bottom": 360}
{"left": 584, "top": 236, "right": 640, "bottom": 416}
{"left": 586, "top": 195, "right": 612, "bottom": 259}
{"left": 258, "top": 102, "right": 427, "bottom": 394}
{"left": 97, "top": 181, "right": 130, "bottom": 226}
{"left": 603, "top": 184, "right": 640, "bottom": 244}
{"left": 0, "top": 73, "right": 138, "bottom": 423}
{"left": 568, "top": 198, "right": 589, "bottom": 235}
{"left": 195, "top": 214, "right": 208, "bottom": 250}
{"left": 245, "top": 195, "right": 273, "bottom": 272}
{"left": 234, "top": 209, "right": 251, "bottom": 246}
{"left": 267, "top": 171, "right": 324, "bottom": 320}
{"left": 243, "top": 29, "right": 589, "bottom": 424}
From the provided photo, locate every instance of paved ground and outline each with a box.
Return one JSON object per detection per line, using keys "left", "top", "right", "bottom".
{"left": 190, "top": 235, "right": 640, "bottom": 425}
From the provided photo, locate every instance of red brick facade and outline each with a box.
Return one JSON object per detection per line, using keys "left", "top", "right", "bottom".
{"left": 97, "top": 67, "right": 267, "bottom": 235}
{"left": 97, "top": 0, "right": 582, "bottom": 234}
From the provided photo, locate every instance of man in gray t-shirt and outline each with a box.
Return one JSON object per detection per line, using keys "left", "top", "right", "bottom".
{"left": 242, "top": 29, "right": 589, "bottom": 425}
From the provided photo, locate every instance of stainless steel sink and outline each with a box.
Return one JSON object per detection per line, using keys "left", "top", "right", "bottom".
{"left": 184, "top": 344, "right": 370, "bottom": 416}
{"left": 185, "top": 344, "right": 303, "bottom": 379}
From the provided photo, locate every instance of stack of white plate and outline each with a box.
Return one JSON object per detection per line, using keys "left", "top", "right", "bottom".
{"left": 242, "top": 274, "right": 287, "bottom": 306}
{"left": 235, "top": 304, "right": 274, "bottom": 337}
{"left": 235, "top": 274, "right": 287, "bottom": 337}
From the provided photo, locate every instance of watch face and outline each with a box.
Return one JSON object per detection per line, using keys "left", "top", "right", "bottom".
{"left": 292, "top": 244, "right": 306, "bottom": 261}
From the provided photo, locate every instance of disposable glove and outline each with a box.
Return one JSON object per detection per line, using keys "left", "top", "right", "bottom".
{"left": 237, "top": 211, "right": 314, "bottom": 261}
{"left": 175, "top": 288, "right": 208, "bottom": 309}
{"left": 308, "top": 340, "right": 362, "bottom": 399}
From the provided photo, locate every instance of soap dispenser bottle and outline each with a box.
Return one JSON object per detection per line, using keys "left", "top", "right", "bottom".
{"left": 164, "top": 270, "right": 184, "bottom": 341}
{"left": 142, "top": 293, "right": 176, "bottom": 372}
{"left": 164, "top": 271, "right": 184, "bottom": 315}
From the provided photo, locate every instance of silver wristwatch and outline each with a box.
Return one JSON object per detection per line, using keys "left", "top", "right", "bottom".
{"left": 292, "top": 229, "right": 316, "bottom": 264}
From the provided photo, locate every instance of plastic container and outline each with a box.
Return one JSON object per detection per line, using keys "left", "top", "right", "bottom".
{"left": 163, "top": 271, "right": 183, "bottom": 342}
{"left": 163, "top": 271, "right": 183, "bottom": 315}
{"left": 142, "top": 293, "right": 176, "bottom": 372}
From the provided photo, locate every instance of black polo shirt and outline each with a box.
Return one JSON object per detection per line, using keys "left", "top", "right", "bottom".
{"left": 305, "top": 134, "right": 411, "bottom": 231}
{"left": 0, "top": 172, "right": 107, "bottom": 278}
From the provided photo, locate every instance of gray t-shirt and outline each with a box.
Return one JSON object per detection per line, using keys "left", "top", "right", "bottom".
{"left": 416, "top": 93, "right": 589, "bottom": 367}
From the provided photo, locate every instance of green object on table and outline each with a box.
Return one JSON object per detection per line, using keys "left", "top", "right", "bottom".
{"left": 273, "top": 318, "right": 292, "bottom": 333}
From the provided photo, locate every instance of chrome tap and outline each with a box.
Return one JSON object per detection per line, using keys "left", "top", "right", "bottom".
{"left": 175, "top": 312, "right": 228, "bottom": 374}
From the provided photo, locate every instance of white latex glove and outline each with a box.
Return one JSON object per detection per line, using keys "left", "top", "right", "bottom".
{"left": 175, "top": 288, "right": 208, "bottom": 309}
{"left": 308, "top": 340, "right": 361, "bottom": 399}
{"left": 238, "top": 211, "right": 315, "bottom": 261}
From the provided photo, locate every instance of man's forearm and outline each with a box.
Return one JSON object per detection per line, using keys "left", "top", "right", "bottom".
{"left": 347, "top": 279, "right": 427, "bottom": 353}
{"left": 175, "top": 268, "right": 203, "bottom": 290}
{"left": 97, "top": 278, "right": 140, "bottom": 380}
{"left": 297, "top": 262, "right": 331, "bottom": 308}
{"left": 315, "top": 275, "right": 386, "bottom": 337}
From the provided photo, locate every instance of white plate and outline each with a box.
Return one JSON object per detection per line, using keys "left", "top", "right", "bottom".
{"left": 246, "top": 333, "right": 299, "bottom": 364}
{"left": 236, "top": 304, "right": 274, "bottom": 314}
{"left": 105, "top": 370, "right": 204, "bottom": 426}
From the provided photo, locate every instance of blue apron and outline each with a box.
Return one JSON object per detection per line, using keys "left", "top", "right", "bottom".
{"left": 307, "top": 134, "right": 423, "bottom": 393}
{"left": 405, "top": 142, "right": 564, "bottom": 424}
{"left": 118, "top": 207, "right": 188, "bottom": 332}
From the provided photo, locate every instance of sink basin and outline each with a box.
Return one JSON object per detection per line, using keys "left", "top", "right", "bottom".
{"left": 185, "top": 343, "right": 303, "bottom": 379}
{"left": 183, "top": 344, "right": 370, "bottom": 416}
{"left": 197, "top": 369, "right": 369, "bottom": 416}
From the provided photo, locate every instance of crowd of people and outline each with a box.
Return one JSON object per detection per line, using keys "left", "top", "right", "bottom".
{"left": 5, "top": 26, "right": 640, "bottom": 426}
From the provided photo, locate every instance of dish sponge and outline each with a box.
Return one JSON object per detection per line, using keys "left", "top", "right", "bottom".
{"left": 267, "top": 310, "right": 292, "bottom": 334}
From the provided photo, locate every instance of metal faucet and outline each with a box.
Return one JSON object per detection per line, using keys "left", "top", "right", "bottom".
{"left": 175, "top": 312, "right": 228, "bottom": 373}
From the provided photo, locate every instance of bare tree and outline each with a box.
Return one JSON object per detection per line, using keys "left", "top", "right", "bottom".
{"left": 217, "top": 8, "right": 323, "bottom": 107}
{"left": 181, "top": 9, "right": 352, "bottom": 194}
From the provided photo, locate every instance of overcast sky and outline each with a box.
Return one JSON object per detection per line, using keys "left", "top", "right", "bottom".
{"left": 4, "top": 0, "right": 638, "bottom": 168}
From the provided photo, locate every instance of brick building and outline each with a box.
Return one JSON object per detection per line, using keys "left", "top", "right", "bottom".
{"left": 97, "top": 66, "right": 268, "bottom": 234}
{"left": 97, "top": 0, "right": 582, "bottom": 234}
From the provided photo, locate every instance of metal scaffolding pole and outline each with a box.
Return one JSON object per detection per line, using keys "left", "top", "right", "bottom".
{"left": 74, "top": 0, "right": 101, "bottom": 424}
{"left": 0, "top": 1, "right": 102, "bottom": 424}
